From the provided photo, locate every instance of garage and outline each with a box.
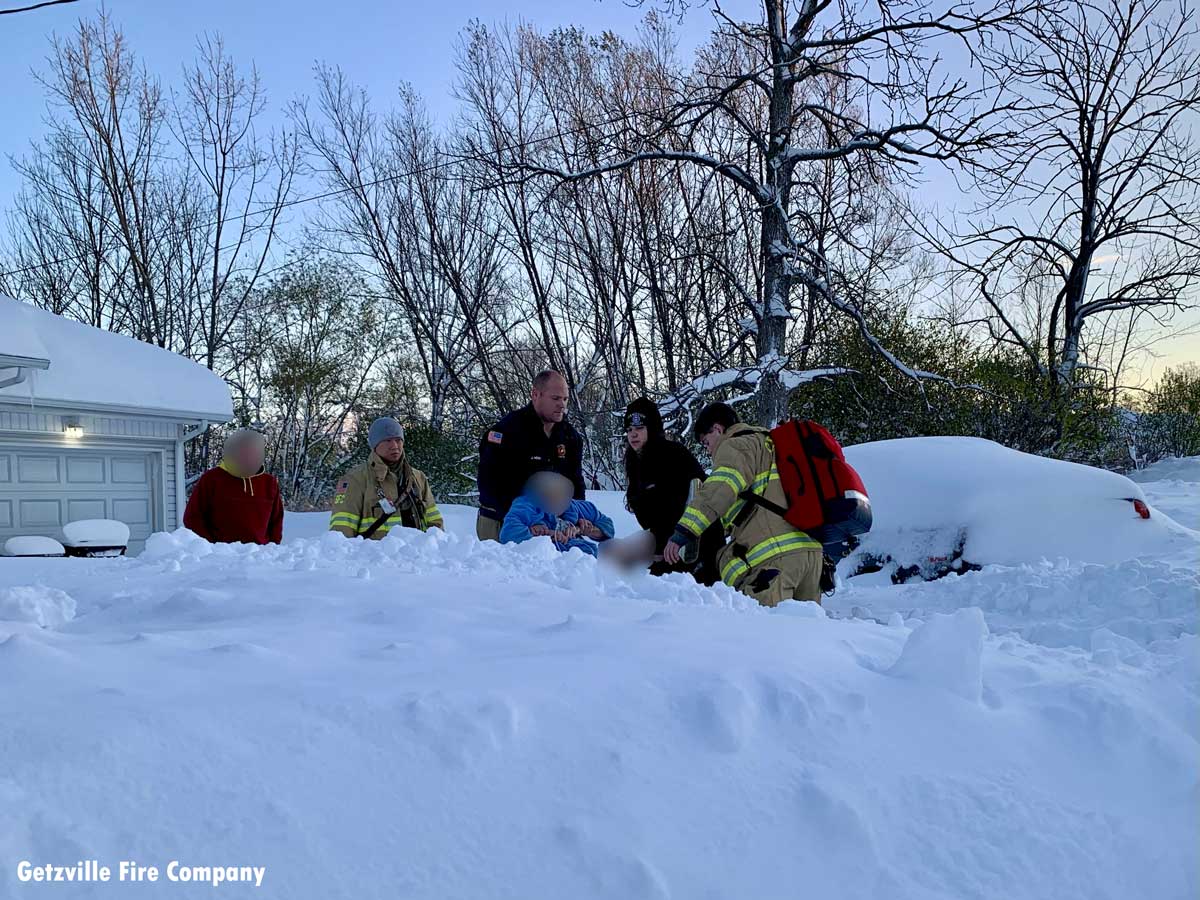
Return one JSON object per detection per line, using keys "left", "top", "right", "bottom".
{"left": 1, "top": 295, "right": 233, "bottom": 556}
{"left": 0, "top": 448, "right": 160, "bottom": 555}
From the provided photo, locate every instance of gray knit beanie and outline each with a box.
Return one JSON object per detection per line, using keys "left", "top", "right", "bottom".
{"left": 368, "top": 416, "right": 405, "bottom": 449}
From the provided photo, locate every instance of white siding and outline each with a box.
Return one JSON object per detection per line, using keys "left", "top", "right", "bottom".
{"left": 0, "top": 408, "right": 178, "bottom": 440}
{"left": 0, "top": 401, "right": 193, "bottom": 543}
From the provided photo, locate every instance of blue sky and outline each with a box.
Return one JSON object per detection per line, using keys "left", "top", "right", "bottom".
{"left": 0, "top": 0, "right": 1193, "bottom": 379}
{"left": 0, "top": 0, "right": 723, "bottom": 194}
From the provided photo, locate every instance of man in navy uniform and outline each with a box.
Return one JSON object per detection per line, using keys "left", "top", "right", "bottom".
{"left": 476, "top": 370, "right": 585, "bottom": 541}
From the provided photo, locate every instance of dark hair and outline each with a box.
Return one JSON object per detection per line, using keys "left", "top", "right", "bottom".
{"left": 622, "top": 398, "right": 666, "bottom": 488}
{"left": 693, "top": 402, "right": 738, "bottom": 440}
{"left": 532, "top": 370, "right": 565, "bottom": 391}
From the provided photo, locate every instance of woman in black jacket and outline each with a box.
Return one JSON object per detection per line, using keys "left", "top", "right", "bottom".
{"left": 621, "top": 398, "right": 722, "bottom": 583}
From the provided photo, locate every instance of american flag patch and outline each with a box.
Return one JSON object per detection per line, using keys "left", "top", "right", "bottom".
{"left": 488, "top": 431, "right": 504, "bottom": 444}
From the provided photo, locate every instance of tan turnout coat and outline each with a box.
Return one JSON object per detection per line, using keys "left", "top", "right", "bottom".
{"left": 329, "top": 452, "right": 443, "bottom": 538}
{"left": 675, "top": 424, "right": 823, "bottom": 605}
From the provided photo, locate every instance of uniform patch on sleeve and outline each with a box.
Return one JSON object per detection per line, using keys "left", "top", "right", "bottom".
{"left": 488, "top": 431, "right": 504, "bottom": 444}
{"left": 333, "top": 478, "right": 350, "bottom": 504}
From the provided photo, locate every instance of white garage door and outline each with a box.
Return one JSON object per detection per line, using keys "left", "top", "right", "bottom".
{"left": 0, "top": 448, "right": 158, "bottom": 555}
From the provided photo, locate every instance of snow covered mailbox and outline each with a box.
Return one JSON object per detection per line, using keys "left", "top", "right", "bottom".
{"left": 0, "top": 296, "right": 232, "bottom": 555}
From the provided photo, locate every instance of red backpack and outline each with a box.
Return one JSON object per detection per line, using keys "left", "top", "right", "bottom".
{"left": 742, "top": 419, "right": 872, "bottom": 548}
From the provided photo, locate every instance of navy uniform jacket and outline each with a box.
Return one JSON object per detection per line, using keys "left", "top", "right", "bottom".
{"left": 477, "top": 404, "right": 585, "bottom": 522}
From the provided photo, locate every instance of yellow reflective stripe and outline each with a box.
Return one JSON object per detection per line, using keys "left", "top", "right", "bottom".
{"left": 722, "top": 555, "right": 750, "bottom": 585}
{"left": 679, "top": 507, "right": 711, "bottom": 535}
{"left": 330, "top": 512, "right": 362, "bottom": 531}
{"left": 750, "top": 468, "right": 777, "bottom": 492}
{"left": 719, "top": 467, "right": 778, "bottom": 529}
{"left": 368, "top": 513, "right": 403, "bottom": 537}
{"left": 745, "top": 533, "right": 821, "bottom": 567}
{"left": 708, "top": 466, "right": 748, "bottom": 493}
{"left": 722, "top": 465, "right": 783, "bottom": 530}
{"left": 721, "top": 531, "right": 821, "bottom": 588}
{"left": 706, "top": 474, "right": 743, "bottom": 494}
{"left": 722, "top": 500, "right": 745, "bottom": 529}
{"left": 425, "top": 505, "right": 443, "bottom": 521}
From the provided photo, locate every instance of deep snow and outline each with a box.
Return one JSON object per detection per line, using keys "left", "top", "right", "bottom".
{"left": 1129, "top": 456, "right": 1200, "bottom": 531}
{"left": 829, "top": 450, "right": 1199, "bottom": 649}
{"left": 0, "top": 477, "right": 1196, "bottom": 899}
{"left": 843, "top": 436, "right": 1195, "bottom": 569}
{"left": 0, "top": 295, "right": 232, "bottom": 418}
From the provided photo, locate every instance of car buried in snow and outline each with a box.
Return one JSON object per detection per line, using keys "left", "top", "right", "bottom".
{"left": 838, "top": 436, "right": 1183, "bottom": 583}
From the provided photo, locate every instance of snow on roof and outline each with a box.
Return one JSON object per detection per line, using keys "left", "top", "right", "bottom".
{"left": 0, "top": 296, "right": 233, "bottom": 420}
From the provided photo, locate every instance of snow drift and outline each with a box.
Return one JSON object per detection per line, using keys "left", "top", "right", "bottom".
{"left": 843, "top": 436, "right": 1195, "bottom": 569}
{"left": 0, "top": 515, "right": 1195, "bottom": 899}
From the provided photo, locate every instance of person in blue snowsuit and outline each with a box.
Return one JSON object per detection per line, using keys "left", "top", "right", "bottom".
{"left": 500, "top": 471, "right": 615, "bottom": 557}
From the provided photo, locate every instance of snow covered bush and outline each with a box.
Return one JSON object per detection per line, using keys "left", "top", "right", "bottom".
{"left": 1130, "top": 364, "right": 1200, "bottom": 466}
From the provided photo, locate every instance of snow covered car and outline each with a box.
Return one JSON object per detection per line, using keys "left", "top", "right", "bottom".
{"left": 841, "top": 436, "right": 1185, "bottom": 582}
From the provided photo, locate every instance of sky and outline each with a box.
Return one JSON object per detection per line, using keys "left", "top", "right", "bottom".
{"left": 0, "top": 0, "right": 1194, "bottom": 383}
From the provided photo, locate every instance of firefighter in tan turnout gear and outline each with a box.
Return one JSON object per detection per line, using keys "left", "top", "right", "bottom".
{"left": 663, "top": 402, "right": 823, "bottom": 606}
{"left": 329, "top": 417, "right": 444, "bottom": 539}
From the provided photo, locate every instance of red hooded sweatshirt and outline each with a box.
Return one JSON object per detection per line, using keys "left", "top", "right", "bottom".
{"left": 183, "top": 460, "right": 284, "bottom": 545}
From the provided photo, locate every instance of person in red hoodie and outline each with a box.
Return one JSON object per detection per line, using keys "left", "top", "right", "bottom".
{"left": 183, "top": 429, "right": 284, "bottom": 544}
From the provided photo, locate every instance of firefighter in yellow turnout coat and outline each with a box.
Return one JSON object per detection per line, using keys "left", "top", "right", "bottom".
{"left": 664, "top": 403, "right": 823, "bottom": 606}
{"left": 329, "top": 417, "right": 444, "bottom": 539}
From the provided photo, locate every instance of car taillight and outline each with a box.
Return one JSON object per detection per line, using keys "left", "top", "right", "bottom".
{"left": 1131, "top": 499, "right": 1151, "bottom": 519}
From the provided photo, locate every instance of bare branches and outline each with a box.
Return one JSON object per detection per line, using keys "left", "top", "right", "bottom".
{"left": 933, "top": 0, "right": 1200, "bottom": 397}
{"left": 466, "top": 0, "right": 1030, "bottom": 423}
{"left": 4, "top": 11, "right": 295, "bottom": 375}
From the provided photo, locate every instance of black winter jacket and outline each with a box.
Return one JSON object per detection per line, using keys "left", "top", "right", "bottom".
{"left": 626, "top": 438, "right": 724, "bottom": 583}
{"left": 478, "top": 404, "right": 585, "bottom": 522}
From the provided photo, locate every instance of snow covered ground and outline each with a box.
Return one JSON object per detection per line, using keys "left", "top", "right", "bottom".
{"left": 1129, "top": 455, "right": 1200, "bottom": 531}
{"left": 828, "top": 453, "right": 1199, "bottom": 650}
{"left": 0, "top": 475, "right": 1196, "bottom": 899}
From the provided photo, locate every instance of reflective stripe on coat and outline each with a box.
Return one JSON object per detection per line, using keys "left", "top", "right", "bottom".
{"left": 675, "top": 424, "right": 820, "bottom": 591}
{"left": 329, "top": 452, "right": 443, "bottom": 539}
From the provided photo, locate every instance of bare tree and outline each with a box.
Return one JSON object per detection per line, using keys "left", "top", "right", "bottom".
{"left": 295, "top": 66, "right": 516, "bottom": 428}
{"left": 4, "top": 12, "right": 295, "bottom": 376}
{"left": 478, "top": 0, "right": 1028, "bottom": 424}
{"left": 172, "top": 34, "right": 298, "bottom": 371}
{"left": 932, "top": 0, "right": 1200, "bottom": 405}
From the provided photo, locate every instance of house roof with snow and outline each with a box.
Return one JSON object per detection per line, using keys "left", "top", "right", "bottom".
{"left": 0, "top": 295, "right": 233, "bottom": 421}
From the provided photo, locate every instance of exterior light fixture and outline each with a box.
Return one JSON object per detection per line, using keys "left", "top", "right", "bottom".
{"left": 63, "top": 417, "right": 84, "bottom": 438}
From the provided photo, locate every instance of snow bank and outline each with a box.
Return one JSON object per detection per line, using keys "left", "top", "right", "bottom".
{"left": 0, "top": 584, "right": 75, "bottom": 628}
{"left": 1128, "top": 455, "right": 1200, "bottom": 531}
{"left": 888, "top": 608, "right": 988, "bottom": 702}
{"left": 844, "top": 437, "right": 1195, "bottom": 568}
{"left": 0, "top": 523, "right": 1194, "bottom": 899}
{"left": 1128, "top": 455, "right": 1200, "bottom": 484}
{"left": 0, "top": 295, "right": 232, "bottom": 418}
{"left": 834, "top": 556, "right": 1198, "bottom": 650}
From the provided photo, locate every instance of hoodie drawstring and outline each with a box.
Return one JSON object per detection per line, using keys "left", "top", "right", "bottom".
{"left": 218, "top": 459, "right": 258, "bottom": 496}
